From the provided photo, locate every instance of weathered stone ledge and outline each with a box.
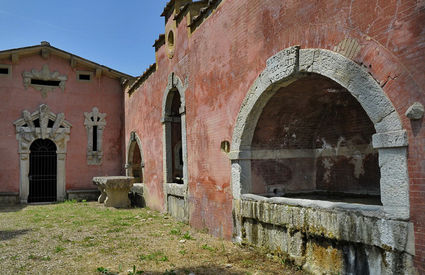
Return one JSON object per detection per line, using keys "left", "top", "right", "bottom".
{"left": 166, "top": 183, "right": 186, "bottom": 197}
{"left": 236, "top": 196, "right": 414, "bottom": 255}
{"left": 241, "top": 194, "right": 383, "bottom": 218}
{"left": 131, "top": 183, "right": 144, "bottom": 195}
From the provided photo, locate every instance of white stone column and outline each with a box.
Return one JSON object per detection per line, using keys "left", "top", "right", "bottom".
{"left": 180, "top": 108, "right": 189, "bottom": 220}
{"left": 180, "top": 109, "right": 188, "bottom": 187}
{"left": 379, "top": 147, "right": 410, "bottom": 220}
{"left": 124, "top": 163, "right": 131, "bottom": 176}
{"left": 19, "top": 152, "right": 30, "bottom": 203}
{"left": 57, "top": 153, "right": 66, "bottom": 201}
{"left": 97, "top": 126, "right": 104, "bottom": 152}
{"left": 229, "top": 149, "right": 252, "bottom": 199}
{"left": 87, "top": 126, "right": 93, "bottom": 151}
{"left": 372, "top": 130, "right": 410, "bottom": 220}
{"left": 161, "top": 118, "right": 171, "bottom": 211}
{"left": 162, "top": 118, "right": 173, "bottom": 183}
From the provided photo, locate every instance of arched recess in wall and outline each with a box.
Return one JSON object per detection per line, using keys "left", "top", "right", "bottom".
{"left": 230, "top": 47, "right": 409, "bottom": 220}
{"left": 14, "top": 104, "right": 71, "bottom": 203}
{"left": 161, "top": 72, "right": 189, "bottom": 220}
{"left": 125, "top": 131, "right": 144, "bottom": 183}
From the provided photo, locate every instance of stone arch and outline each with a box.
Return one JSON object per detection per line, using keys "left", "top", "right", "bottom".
{"left": 125, "top": 131, "right": 144, "bottom": 183}
{"left": 162, "top": 72, "right": 186, "bottom": 118}
{"left": 230, "top": 47, "right": 409, "bottom": 219}
{"left": 14, "top": 104, "right": 71, "bottom": 203}
{"left": 161, "top": 72, "right": 189, "bottom": 221}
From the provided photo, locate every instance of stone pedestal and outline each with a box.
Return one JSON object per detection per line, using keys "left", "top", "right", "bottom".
{"left": 92, "top": 176, "right": 134, "bottom": 208}
{"left": 93, "top": 178, "right": 107, "bottom": 203}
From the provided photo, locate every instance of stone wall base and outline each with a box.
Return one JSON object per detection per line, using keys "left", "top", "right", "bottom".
{"left": 67, "top": 189, "right": 99, "bottom": 201}
{"left": 168, "top": 195, "right": 186, "bottom": 221}
{"left": 130, "top": 183, "right": 145, "bottom": 207}
{"left": 0, "top": 193, "right": 19, "bottom": 205}
{"left": 234, "top": 196, "right": 416, "bottom": 275}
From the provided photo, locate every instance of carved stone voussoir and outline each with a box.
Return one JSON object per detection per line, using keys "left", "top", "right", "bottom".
{"left": 265, "top": 46, "right": 300, "bottom": 84}
{"left": 14, "top": 104, "right": 72, "bottom": 152}
{"left": 405, "top": 102, "right": 424, "bottom": 120}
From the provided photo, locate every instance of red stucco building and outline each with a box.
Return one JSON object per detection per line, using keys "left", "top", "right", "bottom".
{"left": 1, "top": 0, "right": 424, "bottom": 273}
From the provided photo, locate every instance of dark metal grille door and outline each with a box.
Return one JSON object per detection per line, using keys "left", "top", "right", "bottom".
{"left": 28, "top": 139, "right": 57, "bottom": 203}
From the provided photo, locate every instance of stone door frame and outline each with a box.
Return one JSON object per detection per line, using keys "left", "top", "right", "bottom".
{"left": 14, "top": 104, "right": 71, "bottom": 203}
{"left": 230, "top": 46, "right": 409, "bottom": 220}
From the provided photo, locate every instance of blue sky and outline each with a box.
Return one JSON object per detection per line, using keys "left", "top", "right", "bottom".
{"left": 0, "top": 0, "right": 169, "bottom": 76}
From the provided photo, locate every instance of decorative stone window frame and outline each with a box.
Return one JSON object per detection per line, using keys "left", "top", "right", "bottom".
{"left": 125, "top": 131, "right": 145, "bottom": 183}
{"left": 84, "top": 107, "right": 106, "bottom": 165}
{"left": 76, "top": 71, "right": 93, "bottom": 82}
{"left": 22, "top": 64, "right": 67, "bottom": 98}
{"left": 161, "top": 72, "right": 189, "bottom": 219}
{"left": 230, "top": 46, "right": 409, "bottom": 221}
{"left": 0, "top": 64, "right": 12, "bottom": 78}
{"left": 14, "top": 104, "right": 72, "bottom": 203}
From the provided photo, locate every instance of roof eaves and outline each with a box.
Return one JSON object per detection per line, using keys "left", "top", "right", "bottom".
{"left": 153, "top": 34, "right": 166, "bottom": 51}
{"left": 128, "top": 63, "right": 156, "bottom": 95}
{"left": 0, "top": 43, "right": 135, "bottom": 79}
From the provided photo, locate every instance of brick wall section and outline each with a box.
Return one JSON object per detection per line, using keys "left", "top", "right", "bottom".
{"left": 125, "top": 0, "right": 425, "bottom": 270}
{"left": 251, "top": 75, "right": 380, "bottom": 196}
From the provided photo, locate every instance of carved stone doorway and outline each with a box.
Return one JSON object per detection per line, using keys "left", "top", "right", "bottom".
{"left": 14, "top": 104, "right": 71, "bottom": 203}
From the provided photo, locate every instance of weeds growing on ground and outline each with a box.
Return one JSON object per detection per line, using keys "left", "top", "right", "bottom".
{"left": 182, "top": 231, "right": 194, "bottom": 240}
{"left": 0, "top": 201, "right": 302, "bottom": 274}
{"left": 54, "top": 246, "right": 65, "bottom": 253}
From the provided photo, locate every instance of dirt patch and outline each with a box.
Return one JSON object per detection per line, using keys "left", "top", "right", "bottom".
{"left": 0, "top": 201, "right": 304, "bottom": 275}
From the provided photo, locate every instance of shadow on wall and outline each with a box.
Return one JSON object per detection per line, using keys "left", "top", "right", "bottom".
{"left": 410, "top": 117, "right": 423, "bottom": 136}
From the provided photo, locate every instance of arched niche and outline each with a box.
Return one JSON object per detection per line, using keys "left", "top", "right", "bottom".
{"left": 161, "top": 72, "right": 189, "bottom": 221}
{"left": 230, "top": 47, "right": 409, "bottom": 220}
{"left": 125, "top": 131, "right": 144, "bottom": 183}
{"left": 14, "top": 104, "right": 71, "bottom": 203}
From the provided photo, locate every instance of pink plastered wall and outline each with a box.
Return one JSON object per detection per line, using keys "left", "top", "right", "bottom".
{"left": 0, "top": 53, "right": 125, "bottom": 193}
{"left": 125, "top": 1, "right": 425, "bottom": 269}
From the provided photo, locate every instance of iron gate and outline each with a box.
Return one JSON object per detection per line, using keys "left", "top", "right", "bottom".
{"left": 28, "top": 139, "right": 57, "bottom": 202}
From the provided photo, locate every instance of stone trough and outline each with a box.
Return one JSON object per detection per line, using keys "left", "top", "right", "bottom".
{"left": 93, "top": 176, "right": 134, "bottom": 208}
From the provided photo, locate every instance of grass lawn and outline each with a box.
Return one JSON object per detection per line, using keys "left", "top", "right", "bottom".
{"left": 0, "top": 201, "right": 302, "bottom": 275}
